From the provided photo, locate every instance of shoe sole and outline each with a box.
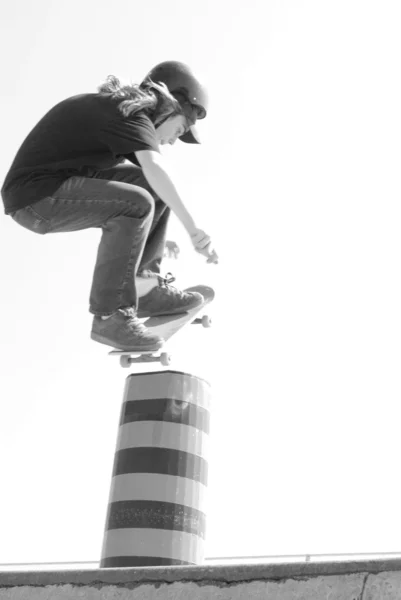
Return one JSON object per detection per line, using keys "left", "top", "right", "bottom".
{"left": 137, "top": 299, "right": 204, "bottom": 319}
{"left": 91, "top": 332, "right": 164, "bottom": 352}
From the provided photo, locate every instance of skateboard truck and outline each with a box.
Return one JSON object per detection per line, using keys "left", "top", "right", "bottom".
{"left": 192, "top": 315, "right": 212, "bottom": 327}
{"left": 118, "top": 351, "right": 172, "bottom": 368}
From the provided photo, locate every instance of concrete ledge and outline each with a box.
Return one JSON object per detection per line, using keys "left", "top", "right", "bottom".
{"left": 1, "top": 559, "right": 401, "bottom": 599}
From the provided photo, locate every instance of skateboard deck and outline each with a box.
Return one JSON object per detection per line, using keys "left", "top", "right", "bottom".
{"left": 109, "top": 284, "right": 214, "bottom": 367}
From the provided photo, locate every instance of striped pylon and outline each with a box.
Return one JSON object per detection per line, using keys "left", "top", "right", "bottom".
{"left": 100, "top": 370, "right": 211, "bottom": 567}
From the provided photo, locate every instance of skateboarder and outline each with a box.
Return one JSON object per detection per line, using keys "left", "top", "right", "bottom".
{"left": 1, "top": 61, "right": 218, "bottom": 351}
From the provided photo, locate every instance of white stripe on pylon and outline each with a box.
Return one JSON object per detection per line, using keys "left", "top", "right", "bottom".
{"left": 101, "top": 528, "right": 203, "bottom": 563}
{"left": 107, "top": 472, "right": 207, "bottom": 511}
{"left": 124, "top": 372, "right": 211, "bottom": 409}
{"left": 116, "top": 421, "right": 209, "bottom": 457}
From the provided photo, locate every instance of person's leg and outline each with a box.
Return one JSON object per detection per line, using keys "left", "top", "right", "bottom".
{"left": 139, "top": 203, "right": 171, "bottom": 275}
{"left": 13, "top": 164, "right": 204, "bottom": 326}
{"left": 91, "top": 162, "right": 170, "bottom": 275}
{"left": 89, "top": 163, "right": 204, "bottom": 317}
{"left": 15, "top": 174, "right": 155, "bottom": 315}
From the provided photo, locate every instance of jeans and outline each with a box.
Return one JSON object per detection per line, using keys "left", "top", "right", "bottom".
{"left": 11, "top": 163, "right": 170, "bottom": 316}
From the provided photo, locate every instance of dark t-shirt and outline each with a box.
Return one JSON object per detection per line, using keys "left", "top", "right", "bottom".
{"left": 1, "top": 93, "right": 160, "bottom": 214}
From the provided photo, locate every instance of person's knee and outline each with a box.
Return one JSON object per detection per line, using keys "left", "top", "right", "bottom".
{"left": 129, "top": 187, "right": 155, "bottom": 220}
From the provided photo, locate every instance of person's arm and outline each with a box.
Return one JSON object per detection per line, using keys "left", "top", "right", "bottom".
{"left": 102, "top": 113, "right": 217, "bottom": 260}
{"left": 135, "top": 149, "right": 197, "bottom": 234}
{"left": 135, "top": 149, "right": 218, "bottom": 263}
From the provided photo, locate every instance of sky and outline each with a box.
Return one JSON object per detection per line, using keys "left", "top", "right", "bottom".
{"left": 1, "top": 0, "right": 401, "bottom": 565}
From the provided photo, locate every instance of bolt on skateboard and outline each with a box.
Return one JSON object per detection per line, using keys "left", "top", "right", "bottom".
{"left": 109, "top": 285, "right": 214, "bottom": 368}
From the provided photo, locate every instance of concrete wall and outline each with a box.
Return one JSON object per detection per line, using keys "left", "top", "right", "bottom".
{"left": 1, "top": 558, "right": 401, "bottom": 599}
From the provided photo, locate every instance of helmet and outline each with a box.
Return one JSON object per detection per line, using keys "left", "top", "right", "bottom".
{"left": 143, "top": 60, "right": 208, "bottom": 143}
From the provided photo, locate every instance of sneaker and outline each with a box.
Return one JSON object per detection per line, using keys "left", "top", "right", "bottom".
{"left": 137, "top": 273, "right": 204, "bottom": 318}
{"left": 91, "top": 307, "right": 164, "bottom": 351}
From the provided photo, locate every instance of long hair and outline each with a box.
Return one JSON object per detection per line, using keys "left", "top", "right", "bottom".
{"left": 97, "top": 75, "right": 184, "bottom": 125}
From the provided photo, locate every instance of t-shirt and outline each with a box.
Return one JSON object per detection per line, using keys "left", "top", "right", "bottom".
{"left": 1, "top": 93, "right": 160, "bottom": 214}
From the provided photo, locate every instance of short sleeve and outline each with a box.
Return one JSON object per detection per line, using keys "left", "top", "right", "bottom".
{"left": 99, "top": 112, "right": 160, "bottom": 158}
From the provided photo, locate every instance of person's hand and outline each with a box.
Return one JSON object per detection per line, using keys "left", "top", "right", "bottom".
{"left": 190, "top": 229, "right": 219, "bottom": 264}
{"left": 164, "top": 240, "right": 180, "bottom": 259}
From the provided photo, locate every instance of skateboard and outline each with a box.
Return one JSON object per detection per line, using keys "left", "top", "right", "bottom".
{"left": 109, "top": 285, "right": 214, "bottom": 368}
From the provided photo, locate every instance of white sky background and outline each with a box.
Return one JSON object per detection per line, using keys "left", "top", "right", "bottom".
{"left": 0, "top": 0, "right": 401, "bottom": 563}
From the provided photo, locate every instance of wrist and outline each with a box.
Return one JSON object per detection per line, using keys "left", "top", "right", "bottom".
{"left": 185, "top": 221, "right": 198, "bottom": 236}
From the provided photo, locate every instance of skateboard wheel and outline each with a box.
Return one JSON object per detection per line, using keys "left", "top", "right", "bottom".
{"left": 160, "top": 352, "right": 171, "bottom": 366}
{"left": 202, "top": 315, "right": 212, "bottom": 328}
{"left": 120, "top": 355, "right": 131, "bottom": 368}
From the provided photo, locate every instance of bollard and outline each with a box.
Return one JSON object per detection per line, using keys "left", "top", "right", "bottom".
{"left": 100, "top": 370, "right": 211, "bottom": 567}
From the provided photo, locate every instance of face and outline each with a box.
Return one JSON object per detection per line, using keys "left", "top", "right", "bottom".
{"left": 155, "top": 114, "right": 188, "bottom": 146}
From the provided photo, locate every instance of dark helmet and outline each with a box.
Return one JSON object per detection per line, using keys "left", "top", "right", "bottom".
{"left": 143, "top": 60, "right": 208, "bottom": 144}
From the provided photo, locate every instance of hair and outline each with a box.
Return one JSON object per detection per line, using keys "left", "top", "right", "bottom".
{"left": 97, "top": 75, "right": 184, "bottom": 125}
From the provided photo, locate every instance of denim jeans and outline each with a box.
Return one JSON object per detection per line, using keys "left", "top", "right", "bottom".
{"left": 11, "top": 163, "right": 170, "bottom": 316}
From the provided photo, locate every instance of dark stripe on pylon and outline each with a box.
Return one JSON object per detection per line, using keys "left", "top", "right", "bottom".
{"left": 105, "top": 500, "right": 206, "bottom": 538}
{"left": 120, "top": 398, "right": 210, "bottom": 434}
{"left": 112, "top": 447, "right": 208, "bottom": 485}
